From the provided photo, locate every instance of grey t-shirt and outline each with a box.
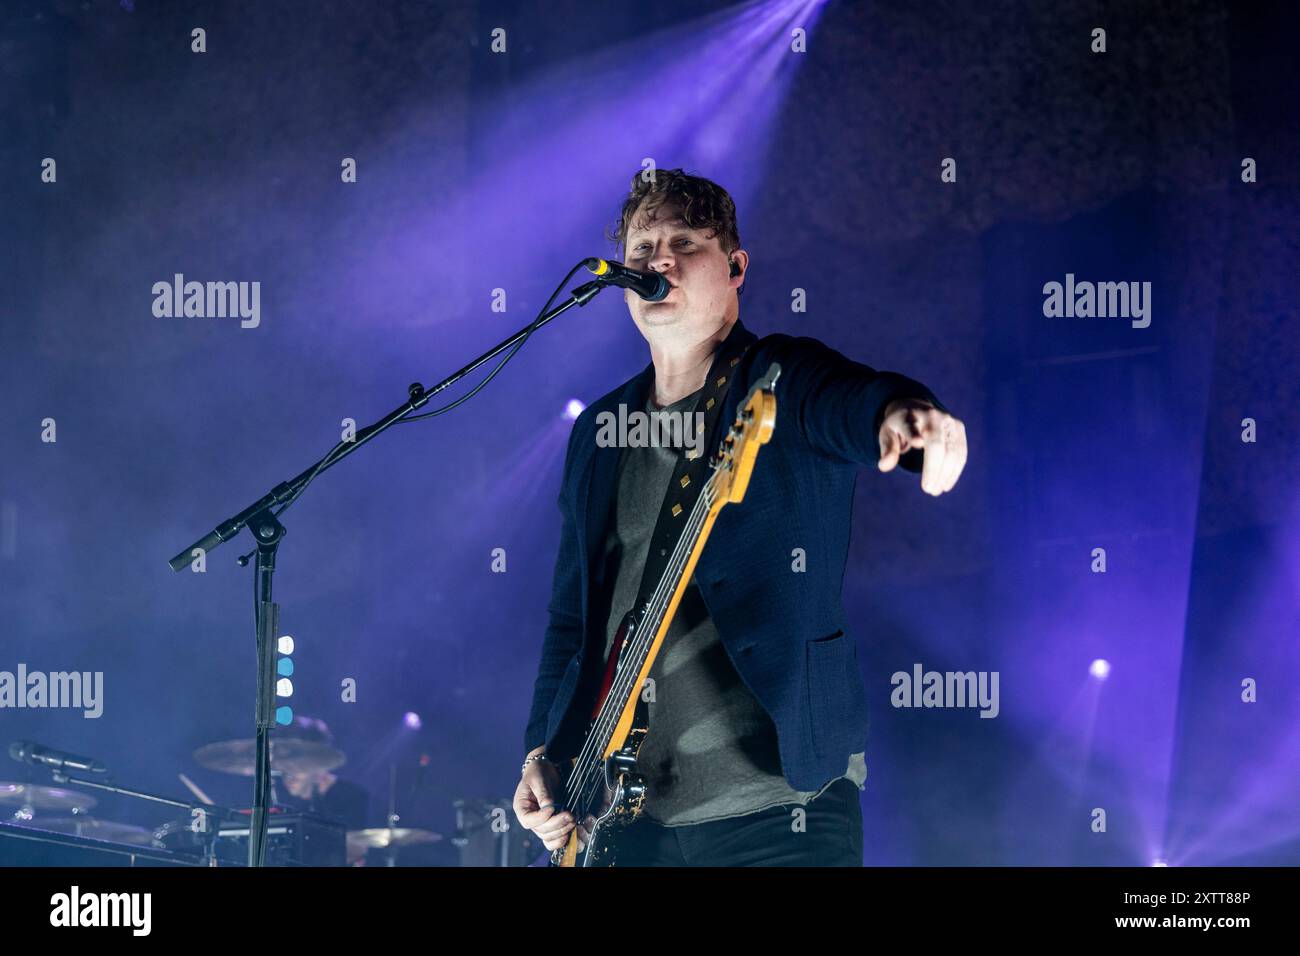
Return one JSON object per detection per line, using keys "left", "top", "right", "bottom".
{"left": 596, "top": 384, "right": 867, "bottom": 826}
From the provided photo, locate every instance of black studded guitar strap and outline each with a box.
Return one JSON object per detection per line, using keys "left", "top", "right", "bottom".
{"left": 629, "top": 335, "right": 753, "bottom": 616}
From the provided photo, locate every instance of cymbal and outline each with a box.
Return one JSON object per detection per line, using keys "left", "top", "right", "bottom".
{"left": 193, "top": 739, "right": 346, "bottom": 776}
{"left": 346, "top": 827, "right": 442, "bottom": 851}
{"left": 21, "top": 816, "right": 154, "bottom": 846}
{"left": 0, "top": 783, "right": 97, "bottom": 813}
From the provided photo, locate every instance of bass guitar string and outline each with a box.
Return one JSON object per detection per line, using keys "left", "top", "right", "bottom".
{"left": 563, "top": 477, "right": 717, "bottom": 814}
{"left": 562, "top": 471, "right": 721, "bottom": 818}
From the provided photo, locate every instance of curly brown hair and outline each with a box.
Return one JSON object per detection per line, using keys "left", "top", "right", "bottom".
{"left": 607, "top": 167, "right": 742, "bottom": 261}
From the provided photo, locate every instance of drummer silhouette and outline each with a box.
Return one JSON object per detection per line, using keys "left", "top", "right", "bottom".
{"left": 277, "top": 716, "right": 368, "bottom": 831}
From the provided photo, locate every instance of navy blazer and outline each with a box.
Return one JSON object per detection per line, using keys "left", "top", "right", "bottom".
{"left": 523, "top": 317, "right": 949, "bottom": 791}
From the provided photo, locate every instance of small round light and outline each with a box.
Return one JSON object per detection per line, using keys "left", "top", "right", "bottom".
{"left": 276, "top": 678, "right": 293, "bottom": 698}
{"left": 563, "top": 399, "right": 586, "bottom": 421}
{"left": 275, "top": 706, "right": 294, "bottom": 725}
{"left": 403, "top": 712, "right": 422, "bottom": 730}
{"left": 1089, "top": 659, "right": 1111, "bottom": 680}
{"left": 278, "top": 635, "right": 295, "bottom": 655}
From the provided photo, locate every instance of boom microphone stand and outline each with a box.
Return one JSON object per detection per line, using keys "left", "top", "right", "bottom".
{"left": 168, "top": 270, "right": 607, "bottom": 866}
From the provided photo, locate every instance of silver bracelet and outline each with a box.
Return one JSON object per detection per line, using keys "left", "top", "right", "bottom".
{"left": 521, "top": 753, "right": 553, "bottom": 774}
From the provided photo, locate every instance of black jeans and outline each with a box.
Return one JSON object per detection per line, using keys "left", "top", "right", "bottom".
{"left": 603, "top": 777, "right": 863, "bottom": 866}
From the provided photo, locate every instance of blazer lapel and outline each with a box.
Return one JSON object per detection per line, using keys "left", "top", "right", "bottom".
{"left": 577, "top": 362, "right": 654, "bottom": 578}
{"left": 573, "top": 317, "right": 755, "bottom": 610}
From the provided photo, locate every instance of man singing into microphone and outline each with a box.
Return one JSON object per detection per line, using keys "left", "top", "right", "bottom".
{"left": 512, "top": 168, "right": 966, "bottom": 865}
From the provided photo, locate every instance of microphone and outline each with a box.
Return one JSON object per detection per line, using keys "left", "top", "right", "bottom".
{"left": 583, "top": 258, "right": 671, "bottom": 302}
{"left": 8, "top": 741, "right": 108, "bottom": 774}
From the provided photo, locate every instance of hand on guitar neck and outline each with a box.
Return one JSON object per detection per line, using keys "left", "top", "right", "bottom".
{"left": 513, "top": 745, "right": 614, "bottom": 854}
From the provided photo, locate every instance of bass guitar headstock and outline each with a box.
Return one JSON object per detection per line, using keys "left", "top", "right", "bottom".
{"left": 709, "top": 362, "right": 780, "bottom": 505}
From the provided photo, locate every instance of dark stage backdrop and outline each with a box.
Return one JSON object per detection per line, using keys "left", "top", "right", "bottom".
{"left": 1, "top": 0, "right": 1296, "bottom": 866}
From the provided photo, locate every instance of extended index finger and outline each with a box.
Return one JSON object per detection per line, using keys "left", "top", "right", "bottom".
{"left": 921, "top": 419, "right": 948, "bottom": 495}
{"left": 938, "top": 418, "right": 967, "bottom": 492}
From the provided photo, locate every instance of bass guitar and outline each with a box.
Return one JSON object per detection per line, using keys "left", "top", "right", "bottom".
{"left": 551, "top": 362, "right": 782, "bottom": 866}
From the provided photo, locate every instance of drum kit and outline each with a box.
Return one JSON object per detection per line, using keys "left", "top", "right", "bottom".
{"left": 2, "top": 738, "right": 441, "bottom": 866}
{"left": 0, "top": 782, "right": 154, "bottom": 844}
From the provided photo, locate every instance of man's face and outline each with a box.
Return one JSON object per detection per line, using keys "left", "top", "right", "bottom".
{"left": 622, "top": 200, "right": 742, "bottom": 341}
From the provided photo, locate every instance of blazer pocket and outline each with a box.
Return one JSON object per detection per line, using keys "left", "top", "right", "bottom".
{"left": 806, "top": 630, "right": 861, "bottom": 759}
